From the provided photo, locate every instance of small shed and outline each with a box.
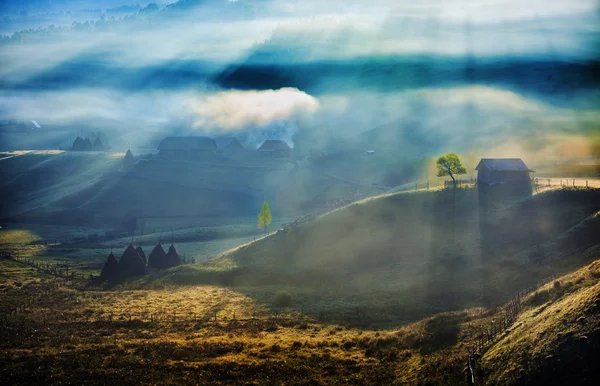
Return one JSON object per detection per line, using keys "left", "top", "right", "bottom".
{"left": 475, "top": 158, "right": 533, "bottom": 186}
{"left": 258, "top": 139, "right": 292, "bottom": 158}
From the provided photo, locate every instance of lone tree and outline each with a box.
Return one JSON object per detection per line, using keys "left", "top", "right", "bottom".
{"left": 436, "top": 153, "right": 467, "bottom": 187}
{"left": 257, "top": 201, "right": 272, "bottom": 234}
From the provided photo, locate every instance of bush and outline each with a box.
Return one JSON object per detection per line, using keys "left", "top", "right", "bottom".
{"left": 273, "top": 290, "right": 292, "bottom": 307}
{"left": 553, "top": 280, "right": 561, "bottom": 289}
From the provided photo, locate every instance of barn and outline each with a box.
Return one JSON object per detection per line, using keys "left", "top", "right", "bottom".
{"left": 157, "top": 136, "right": 217, "bottom": 160}
{"left": 258, "top": 140, "right": 292, "bottom": 158}
{"left": 475, "top": 158, "right": 533, "bottom": 186}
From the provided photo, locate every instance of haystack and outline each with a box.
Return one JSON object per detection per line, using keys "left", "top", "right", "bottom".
{"left": 119, "top": 244, "right": 146, "bottom": 277}
{"left": 124, "top": 149, "right": 134, "bottom": 165}
{"left": 148, "top": 243, "right": 167, "bottom": 269}
{"left": 136, "top": 245, "right": 147, "bottom": 265}
{"left": 99, "top": 252, "right": 119, "bottom": 282}
{"left": 83, "top": 138, "right": 93, "bottom": 151}
{"left": 72, "top": 136, "right": 85, "bottom": 150}
{"left": 166, "top": 244, "right": 180, "bottom": 268}
{"left": 93, "top": 137, "right": 105, "bottom": 151}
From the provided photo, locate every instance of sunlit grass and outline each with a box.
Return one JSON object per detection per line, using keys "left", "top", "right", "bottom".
{"left": 0, "top": 229, "right": 41, "bottom": 244}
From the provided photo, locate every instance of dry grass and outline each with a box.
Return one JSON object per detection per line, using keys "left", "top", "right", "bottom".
{"left": 1, "top": 256, "right": 600, "bottom": 385}
{"left": 482, "top": 260, "right": 600, "bottom": 385}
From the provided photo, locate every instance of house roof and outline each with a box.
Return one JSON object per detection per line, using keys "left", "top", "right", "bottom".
{"left": 475, "top": 158, "right": 533, "bottom": 172}
{"left": 258, "top": 139, "right": 292, "bottom": 151}
{"left": 157, "top": 136, "right": 217, "bottom": 151}
{"left": 215, "top": 137, "right": 243, "bottom": 149}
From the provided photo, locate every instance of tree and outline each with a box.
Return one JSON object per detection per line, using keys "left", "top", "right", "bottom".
{"left": 257, "top": 201, "right": 272, "bottom": 234}
{"left": 436, "top": 153, "right": 467, "bottom": 187}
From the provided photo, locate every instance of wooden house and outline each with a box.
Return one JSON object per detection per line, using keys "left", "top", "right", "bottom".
{"left": 475, "top": 158, "right": 533, "bottom": 186}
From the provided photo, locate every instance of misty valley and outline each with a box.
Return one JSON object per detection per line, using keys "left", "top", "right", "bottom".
{"left": 1, "top": 1, "right": 600, "bottom": 385}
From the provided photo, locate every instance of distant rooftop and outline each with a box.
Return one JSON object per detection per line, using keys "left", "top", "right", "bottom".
{"left": 215, "top": 137, "right": 243, "bottom": 149}
{"left": 476, "top": 158, "right": 533, "bottom": 172}
{"left": 158, "top": 136, "right": 217, "bottom": 151}
{"left": 258, "top": 139, "right": 292, "bottom": 151}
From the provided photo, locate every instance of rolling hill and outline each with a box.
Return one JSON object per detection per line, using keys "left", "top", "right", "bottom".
{"left": 170, "top": 187, "right": 600, "bottom": 325}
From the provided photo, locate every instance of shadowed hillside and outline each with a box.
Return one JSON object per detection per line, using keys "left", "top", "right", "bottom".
{"left": 0, "top": 151, "right": 379, "bottom": 226}
{"left": 168, "top": 188, "right": 600, "bottom": 325}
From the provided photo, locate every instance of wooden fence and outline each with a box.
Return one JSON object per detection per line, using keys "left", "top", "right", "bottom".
{"left": 534, "top": 178, "right": 600, "bottom": 189}
{"left": 2, "top": 252, "right": 196, "bottom": 284}
{"left": 465, "top": 274, "right": 560, "bottom": 384}
{"left": 444, "top": 179, "right": 476, "bottom": 187}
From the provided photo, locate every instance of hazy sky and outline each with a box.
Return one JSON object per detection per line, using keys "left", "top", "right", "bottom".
{"left": 0, "top": 0, "right": 598, "bottom": 156}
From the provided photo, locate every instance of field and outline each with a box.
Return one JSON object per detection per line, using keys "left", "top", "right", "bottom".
{"left": 2, "top": 172, "right": 600, "bottom": 384}
{"left": 1, "top": 251, "right": 599, "bottom": 385}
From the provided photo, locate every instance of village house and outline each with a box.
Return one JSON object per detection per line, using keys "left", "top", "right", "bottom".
{"left": 258, "top": 139, "right": 292, "bottom": 158}
{"left": 157, "top": 136, "right": 217, "bottom": 160}
{"left": 475, "top": 158, "right": 533, "bottom": 186}
{"left": 215, "top": 137, "right": 244, "bottom": 151}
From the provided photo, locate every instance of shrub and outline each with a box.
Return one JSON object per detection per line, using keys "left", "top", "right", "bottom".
{"left": 342, "top": 341, "right": 356, "bottom": 350}
{"left": 273, "top": 290, "right": 292, "bottom": 307}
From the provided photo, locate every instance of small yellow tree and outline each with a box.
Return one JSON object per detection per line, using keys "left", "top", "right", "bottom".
{"left": 257, "top": 201, "right": 272, "bottom": 234}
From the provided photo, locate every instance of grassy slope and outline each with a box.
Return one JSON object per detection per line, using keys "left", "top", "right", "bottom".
{"left": 482, "top": 259, "right": 600, "bottom": 385}
{"left": 164, "top": 187, "right": 600, "bottom": 325}
{"left": 0, "top": 151, "right": 368, "bottom": 223}
{"left": 1, "top": 255, "right": 599, "bottom": 385}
